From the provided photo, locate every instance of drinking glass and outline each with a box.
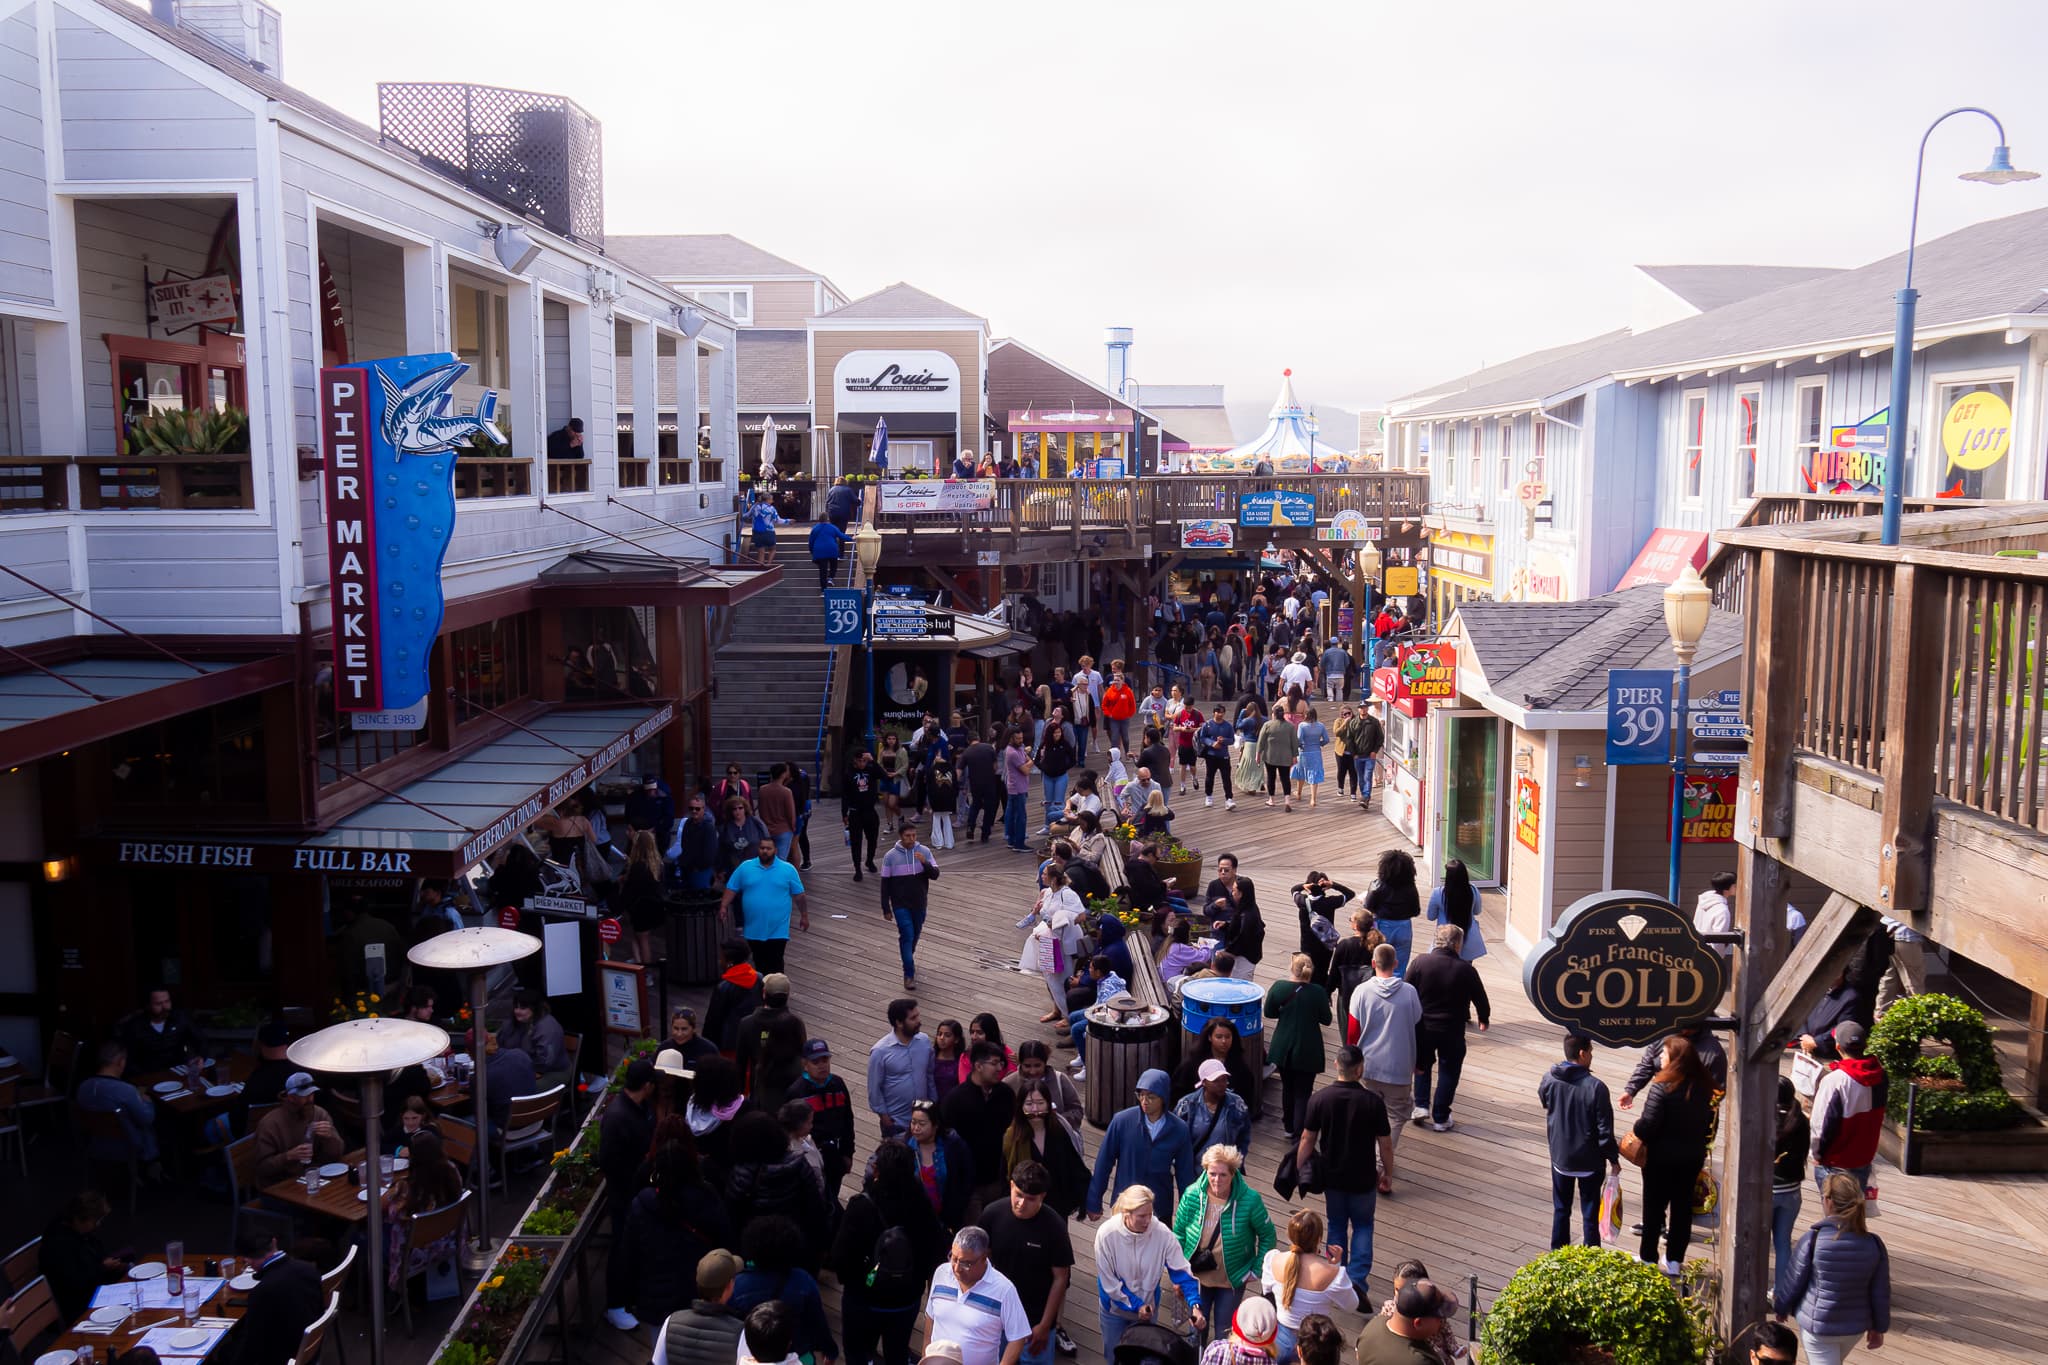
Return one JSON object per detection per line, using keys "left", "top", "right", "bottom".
{"left": 182, "top": 1283, "right": 200, "bottom": 1325}
{"left": 379, "top": 1154, "right": 394, "bottom": 1182}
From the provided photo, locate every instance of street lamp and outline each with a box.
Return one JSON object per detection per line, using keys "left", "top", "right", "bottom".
{"left": 288, "top": 1018, "right": 451, "bottom": 1365}
{"left": 1880, "top": 108, "right": 2037, "bottom": 546}
{"left": 856, "top": 521, "right": 884, "bottom": 749}
{"left": 1356, "top": 540, "right": 1383, "bottom": 678}
{"left": 406, "top": 928, "right": 540, "bottom": 1269}
{"left": 1663, "top": 565, "right": 1713, "bottom": 903}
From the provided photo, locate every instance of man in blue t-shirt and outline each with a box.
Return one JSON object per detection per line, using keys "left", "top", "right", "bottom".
{"left": 748, "top": 498, "right": 784, "bottom": 565}
{"left": 719, "top": 836, "right": 809, "bottom": 974}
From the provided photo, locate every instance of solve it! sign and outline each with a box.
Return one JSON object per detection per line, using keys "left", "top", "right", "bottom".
{"left": 321, "top": 355, "right": 503, "bottom": 726}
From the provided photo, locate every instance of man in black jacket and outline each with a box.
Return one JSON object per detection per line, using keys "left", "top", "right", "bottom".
{"left": 119, "top": 986, "right": 200, "bottom": 1075}
{"left": 735, "top": 974, "right": 807, "bottom": 1101}
{"left": 1353, "top": 702, "right": 1385, "bottom": 810}
{"left": 220, "top": 1230, "right": 321, "bottom": 1365}
{"left": 841, "top": 750, "right": 882, "bottom": 879}
{"left": 653, "top": 1250, "right": 748, "bottom": 1365}
{"left": 1537, "top": 1034, "right": 1619, "bottom": 1249}
{"left": 1406, "top": 924, "right": 1489, "bottom": 1131}
{"left": 600, "top": 1059, "right": 658, "bottom": 1331}
{"left": 785, "top": 1039, "right": 855, "bottom": 1199}
{"left": 959, "top": 731, "right": 1004, "bottom": 844}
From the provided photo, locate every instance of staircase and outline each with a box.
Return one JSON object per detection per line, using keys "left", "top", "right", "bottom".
{"left": 708, "top": 530, "right": 846, "bottom": 787}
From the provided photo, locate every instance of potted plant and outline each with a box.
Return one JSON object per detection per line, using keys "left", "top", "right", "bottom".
{"left": 1152, "top": 835, "right": 1204, "bottom": 895}
{"left": 433, "top": 1241, "right": 555, "bottom": 1365}
{"left": 1868, "top": 992, "right": 2040, "bottom": 1172}
{"left": 121, "top": 405, "right": 250, "bottom": 458}
{"left": 1481, "top": 1245, "right": 1707, "bottom": 1364}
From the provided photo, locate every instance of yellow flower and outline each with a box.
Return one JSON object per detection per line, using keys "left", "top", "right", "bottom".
{"left": 369, "top": 994, "right": 381, "bottom": 1003}
{"left": 486, "top": 1276, "right": 503, "bottom": 1290}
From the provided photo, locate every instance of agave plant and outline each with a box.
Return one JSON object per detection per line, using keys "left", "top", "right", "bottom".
{"left": 122, "top": 405, "right": 250, "bottom": 456}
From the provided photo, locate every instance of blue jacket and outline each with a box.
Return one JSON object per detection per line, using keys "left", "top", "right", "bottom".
{"left": 1086, "top": 1105, "right": 1195, "bottom": 1217}
{"left": 1173, "top": 1087, "right": 1252, "bottom": 1159}
{"left": 1774, "top": 1220, "right": 1890, "bottom": 1337}
{"left": 808, "top": 522, "right": 850, "bottom": 561}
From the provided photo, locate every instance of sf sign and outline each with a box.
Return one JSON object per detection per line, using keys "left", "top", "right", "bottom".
{"left": 1522, "top": 891, "right": 1729, "bottom": 1048}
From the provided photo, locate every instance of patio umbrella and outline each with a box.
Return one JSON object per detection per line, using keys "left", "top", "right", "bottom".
{"left": 757, "top": 414, "right": 779, "bottom": 478}
{"left": 872, "top": 416, "right": 889, "bottom": 472}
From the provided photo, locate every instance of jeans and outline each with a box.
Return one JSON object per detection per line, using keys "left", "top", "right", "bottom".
{"left": 1274, "top": 1323, "right": 1300, "bottom": 1365}
{"left": 1068, "top": 1008, "right": 1090, "bottom": 1065}
{"left": 929, "top": 812, "right": 953, "bottom": 847}
{"left": 1551, "top": 1168, "right": 1603, "bottom": 1249}
{"left": 1772, "top": 1185, "right": 1803, "bottom": 1287}
{"left": 1195, "top": 1284, "right": 1240, "bottom": 1348}
{"left": 1798, "top": 1330, "right": 1864, "bottom": 1365}
{"left": 1356, "top": 754, "right": 1378, "bottom": 803}
{"left": 682, "top": 867, "right": 714, "bottom": 890}
{"left": 1016, "top": 1331, "right": 1055, "bottom": 1365}
{"left": 1005, "top": 792, "right": 1030, "bottom": 849}
{"left": 892, "top": 905, "right": 926, "bottom": 979}
{"left": 814, "top": 557, "right": 837, "bottom": 590}
{"left": 840, "top": 1292, "right": 917, "bottom": 1365}
{"left": 1376, "top": 916, "right": 1413, "bottom": 975}
{"left": 1325, "top": 1186, "right": 1377, "bottom": 1290}
{"left": 1042, "top": 773, "right": 1069, "bottom": 827}
{"left": 1639, "top": 1161, "right": 1701, "bottom": 1265}
{"left": 772, "top": 831, "right": 794, "bottom": 861}
{"left": 1202, "top": 755, "right": 1234, "bottom": 799}
{"left": 1107, "top": 718, "right": 1130, "bottom": 750}
{"left": 1413, "top": 1027, "right": 1467, "bottom": 1124}
{"left": 1335, "top": 754, "right": 1354, "bottom": 795}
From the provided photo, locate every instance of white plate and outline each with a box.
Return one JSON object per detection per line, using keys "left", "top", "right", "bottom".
{"left": 229, "top": 1273, "right": 258, "bottom": 1292}
{"left": 127, "top": 1262, "right": 166, "bottom": 1281}
{"left": 205, "top": 1084, "right": 237, "bottom": 1098}
{"left": 317, "top": 1162, "right": 350, "bottom": 1178}
{"left": 197, "top": 1058, "right": 215, "bottom": 1069}
{"left": 166, "top": 1331, "right": 209, "bottom": 1351}
{"left": 354, "top": 1186, "right": 391, "bottom": 1202}
{"left": 35, "top": 1350, "right": 76, "bottom": 1365}
{"left": 87, "top": 1306, "right": 129, "bottom": 1325}
{"left": 151, "top": 1081, "right": 183, "bottom": 1094}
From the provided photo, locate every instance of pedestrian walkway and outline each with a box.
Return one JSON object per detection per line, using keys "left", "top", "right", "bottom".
{"left": 600, "top": 793, "right": 2048, "bottom": 1364}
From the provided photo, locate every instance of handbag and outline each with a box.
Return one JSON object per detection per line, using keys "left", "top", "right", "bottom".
{"left": 1188, "top": 1202, "right": 1227, "bottom": 1275}
{"left": 1618, "top": 1130, "right": 1648, "bottom": 1168}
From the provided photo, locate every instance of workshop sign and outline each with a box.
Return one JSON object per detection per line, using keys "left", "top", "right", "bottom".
{"left": 1522, "top": 891, "right": 1729, "bottom": 1048}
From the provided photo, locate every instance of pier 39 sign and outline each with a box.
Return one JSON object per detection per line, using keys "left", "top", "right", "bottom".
{"left": 1522, "top": 890, "right": 1728, "bottom": 1048}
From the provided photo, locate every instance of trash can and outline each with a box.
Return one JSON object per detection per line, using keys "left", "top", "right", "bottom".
{"left": 665, "top": 887, "right": 725, "bottom": 986}
{"left": 1181, "top": 977, "right": 1267, "bottom": 1119}
{"left": 1081, "top": 998, "right": 1174, "bottom": 1129}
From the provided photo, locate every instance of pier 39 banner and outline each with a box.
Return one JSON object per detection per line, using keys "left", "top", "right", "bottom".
{"left": 320, "top": 355, "right": 504, "bottom": 730}
{"left": 1522, "top": 890, "right": 1729, "bottom": 1048}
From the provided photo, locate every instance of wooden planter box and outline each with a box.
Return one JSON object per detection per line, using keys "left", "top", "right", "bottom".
{"left": 1877, "top": 1104, "right": 2048, "bottom": 1175}
{"left": 1156, "top": 856, "right": 1204, "bottom": 895}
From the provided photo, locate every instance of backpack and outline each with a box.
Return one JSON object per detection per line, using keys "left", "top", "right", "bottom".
{"left": 862, "top": 1199, "right": 922, "bottom": 1305}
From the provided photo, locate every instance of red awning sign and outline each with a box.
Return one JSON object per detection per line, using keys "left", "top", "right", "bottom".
{"left": 1616, "top": 529, "right": 1710, "bottom": 590}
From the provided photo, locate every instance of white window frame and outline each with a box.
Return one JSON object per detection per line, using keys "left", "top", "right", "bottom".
{"left": 684, "top": 286, "right": 753, "bottom": 326}
{"left": 1731, "top": 382, "right": 1762, "bottom": 505}
{"left": 1497, "top": 419, "right": 1514, "bottom": 495}
{"left": 890, "top": 439, "right": 936, "bottom": 475}
{"left": 1466, "top": 423, "right": 1481, "bottom": 493}
{"left": 1926, "top": 367, "right": 2019, "bottom": 499}
{"left": 1790, "top": 377, "right": 1826, "bottom": 493}
{"left": 1679, "top": 389, "right": 1707, "bottom": 504}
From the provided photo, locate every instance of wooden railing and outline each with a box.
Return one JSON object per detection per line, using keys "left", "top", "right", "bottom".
{"left": 0, "top": 457, "right": 68, "bottom": 511}
{"left": 455, "top": 456, "right": 532, "bottom": 500}
{"left": 1707, "top": 494, "right": 1984, "bottom": 611}
{"left": 616, "top": 457, "right": 650, "bottom": 489}
{"left": 78, "top": 455, "right": 253, "bottom": 509}
{"left": 1721, "top": 504, "right": 2048, "bottom": 909}
{"left": 546, "top": 459, "right": 591, "bottom": 495}
{"left": 657, "top": 458, "right": 692, "bottom": 487}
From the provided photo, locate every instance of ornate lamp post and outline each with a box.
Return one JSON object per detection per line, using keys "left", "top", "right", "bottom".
{"left": 1662, "top": 565, "right": 1713, "bottom": 902}
{"left": 856, "top": 521, "right": 884, "bottom": 749}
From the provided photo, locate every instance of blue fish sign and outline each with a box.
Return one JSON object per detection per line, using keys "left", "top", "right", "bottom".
{"left": 321, "top": 354, "right": 501, "bottom": 720}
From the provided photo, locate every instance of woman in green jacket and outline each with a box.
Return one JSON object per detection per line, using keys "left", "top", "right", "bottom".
{"left": 1256, "top": 712, "right": 1302, "bottom": 811}
{"left": 1264, "top": 952, "right": 1333, "bottom": 1140}
{"left": 1172, "top": 1143, "right": 1277, "bottom": 1347}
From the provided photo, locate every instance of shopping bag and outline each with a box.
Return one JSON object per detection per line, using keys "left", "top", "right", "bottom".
{"left": 1598, "top": 1170, "right": 1624, "bottom": 1245}
{"left": 1692, "top": 1167, "right": 1719, "bottom": 1216}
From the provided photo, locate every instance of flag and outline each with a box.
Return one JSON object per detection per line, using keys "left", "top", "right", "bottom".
{"left": 872, "top": 417, "right": 889, "bottom": 471}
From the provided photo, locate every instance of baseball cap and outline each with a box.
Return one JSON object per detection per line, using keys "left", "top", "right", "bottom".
{"left": 1395, "top": 1280, "right": 1459, "bottom": 1321}
{"left": 623, "top": 1058, "right": 656, "bottom": 1090}
{"left": 641, "top": 775, "right": 659, "bottom": 788}
{"left": 1833, "top": 1021, "right": 1867, "bottom": 1054}
{"left": 917, "top": 1344, "right": 965, "bottom": 1365}
{"left": 1136, "top": 1067, "right": 1171, "bottom": 1098}
{"left": 761, "top": 973, "right": 792, "bottom": 1000}
{"left": 652, "top": 1047, "right": 693, "bottom": 1078}
{"left": 1232, "top": 1296, "right": 1278, "bottom": 1349}
{"left": 282, "top": 1072, "right": 317, "bottom": 1098}
{"left": 257, "top": 1021, "right": 290, "bottom": 1049}
{"left": 696, "top": 1249, "right": 743, "bottom": 1297}
{"left": 1197, "top": 1058, "right": 1229, "bottom": 1083}
{"left": 802, "top": 1039, "right": 832, "bottom": 1061}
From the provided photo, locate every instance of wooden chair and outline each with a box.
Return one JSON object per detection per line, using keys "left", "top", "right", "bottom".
{"left": 225, "top": 1134, "right": 268, "bottom": 1246}
{"left": 291, "top": 1290, "right": 340, "bottom": 1365}
{"left": 395, "top": 1190, "right": 471, "bottom": 1337}
{"left": 433, "top": 1116, "right": 477, "bottom": 1173}
{"left": 490, "top": 1086, "right": 563, "bottom": 1192}
{"left": 320, "top": 1244, "right": 356, "bottom": 1365}
{"left": 0, "top": 1275, "right": 58, "bottom": 1357}
{"left": 16, "top": 1032, "right": 75, "bottom": 1126}
{"left": 0, "top": 1079, "right": 24, "bottom": 1177}
{"left": 0, "top": 1238, "right": 38, "bottom": 1297}
{"left": 75, "top": 1107, "right": 142, "bottom": 1215}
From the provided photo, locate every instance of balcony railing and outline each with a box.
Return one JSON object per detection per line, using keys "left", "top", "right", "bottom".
{"left": 79, "top": 455, "right": 253, "bottom": 509}
{"left": 455, "top": 456, "right": 532, "bottom": 500}
{"left": 657, "top": 459, "right": 692, "bottom": 487}
{"left": 0, "top": 457, "right": 68, "bottom": 512}
{"left": 617, "top": 457, "right": 650, "bottom": 490}
{"left": 546, "top": 459, "right": 591, "bottom": 496}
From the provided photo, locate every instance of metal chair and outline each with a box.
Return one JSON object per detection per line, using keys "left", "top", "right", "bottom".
{"left": 490, "top": 1086, "right": 564, "bottom": 1192}
{"left": 0, "top": 1238, "right": 38, "bottom": 1297}
{"left": 0, "top": 1079, "right": 24, "bottom": 1176}
{"left": 319, "top": 1245, "right": 357, "bottom": 1365}
{"left": 15, "top": 1032, "right": 76, "bottom": 1127}
{"left": 247, "top": 1101, "right": 280, "bottom": 1136}
{"left": 225, "top": 1134, "right": 268, "bottom": 1246}
{"left": 75, "top": 1107, "right": 142, "bottom": 1215}
{"left": 0, "top": 1275, "right": 59, "bottom": 1356}
{"left": 291, "top": 1290, "right": 340, "bottom": 1365}
{"left": 395, "top": 1190, "right": 471, "bottom": 1337}
{"left": 433, "top": 1115, "right": 477, "bottom": 1173}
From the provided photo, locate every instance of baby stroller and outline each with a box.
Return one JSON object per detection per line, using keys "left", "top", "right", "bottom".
{"left": 1113, "top": 1322, "right": 1199, "bottom": 1365}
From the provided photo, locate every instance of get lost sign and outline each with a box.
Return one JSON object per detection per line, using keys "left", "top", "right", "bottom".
{"left": 1522, "top": 891, "right": 1728, "bottom": 1048}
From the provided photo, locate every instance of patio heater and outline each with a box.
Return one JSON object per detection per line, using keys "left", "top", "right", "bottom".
{"left": 1663, "top": 566, "right": 1713, "bottom": 903}
{"left": 288, "top": 1017, "right": 451, "bottom": 1365}
{"left": 407, "top": 927, "right": 541, "bottom": 1269}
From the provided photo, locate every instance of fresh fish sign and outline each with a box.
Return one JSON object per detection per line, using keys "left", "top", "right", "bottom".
{"left": 321, "top": 354, "right": 501, "bottom": 725}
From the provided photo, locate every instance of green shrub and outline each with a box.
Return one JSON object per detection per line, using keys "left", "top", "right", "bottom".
{"left": 520, "top": 1205, "right": 577, "bottom": 1237}
{"left": 1481, "top": 1246, "right": 1706, "bottom": 1365}
{"left": 1866, "top": 993, "right": 2022, "bottom": 1132}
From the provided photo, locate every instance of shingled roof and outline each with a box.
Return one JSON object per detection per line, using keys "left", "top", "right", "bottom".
{"left": 605, "top": 234, "right": 826, "bottom": 280}
{"left": 1456, "top": 585, "right": 1743, "bottom": 713}
{"left": 820, "top": 282, "right": 984, "bottom": 324}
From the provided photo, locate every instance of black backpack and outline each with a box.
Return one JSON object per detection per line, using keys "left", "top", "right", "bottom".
{"left": 861, "top": 1199, "right": 921, "bottom": 1305}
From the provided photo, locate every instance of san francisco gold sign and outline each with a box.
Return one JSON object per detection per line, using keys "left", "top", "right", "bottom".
{"left": 1521, "top": 891, "right": 1728, "bottom": 1048}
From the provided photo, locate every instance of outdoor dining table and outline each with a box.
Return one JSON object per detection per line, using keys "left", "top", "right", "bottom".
{"left": 49, "top": 1254, "right": 245, "bottom": 1361}
{"left": 259, "top": 1149, "right": 402, "bottom": 1226}
{"left": 136, "top": 1055, "right": 257, "bottom": 1118}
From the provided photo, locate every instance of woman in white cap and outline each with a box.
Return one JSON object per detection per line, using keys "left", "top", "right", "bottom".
{"left": 1096, "top": 1184, "right": 1205, "bottom": 1358}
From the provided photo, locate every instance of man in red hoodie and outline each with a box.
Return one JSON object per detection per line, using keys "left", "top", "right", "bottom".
{"left": 703, "top": 939, "right": 762, "bottom": 1057}
{"left": 1100, "top": 667, "right": 1138, "bottom": 753}
{"left": 1809, "top": 1020, "right": 1888, "bottom": 1194}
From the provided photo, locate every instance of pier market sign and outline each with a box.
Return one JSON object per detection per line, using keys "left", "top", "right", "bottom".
{"left": 1523, "top": 891, "right": 1729, "bottom": 1048}
{"left": 835, "top": 351, "right": 961, "bottom": 412}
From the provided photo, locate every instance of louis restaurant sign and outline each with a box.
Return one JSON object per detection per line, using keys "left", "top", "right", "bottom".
{"left": 1522, "top": 891, "right": 1729, "bottom": 1048}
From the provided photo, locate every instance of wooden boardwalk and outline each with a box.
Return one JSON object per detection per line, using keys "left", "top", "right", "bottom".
{"left": 590, "top": 786, "right": 2048, "bottom": 1364}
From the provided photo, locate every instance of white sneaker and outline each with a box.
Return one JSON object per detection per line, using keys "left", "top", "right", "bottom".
{"left": 1412, "top": 1106, "right": 1430, "bottom": 1121}
{"left": 606, "top": 1308, "right": 640, "bottom": 1332}
{"left": 1070, "top": 1065, "right": 1087, "bottom": 1081}
{"left": 1205, "top": 796, "right": 1214, "bottom": 808}
{"left": 1431, "top": 1119, "right": 1455, "bottom": 1133}
{"left": 1659, "top": 1259, "right": 1682, "bottom": 1276}
{"left": 1225, "top": 799, "right": 1235, "bottom": 810}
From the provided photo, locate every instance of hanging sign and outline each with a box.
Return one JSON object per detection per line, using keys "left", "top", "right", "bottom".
{"left": 878, "top": 481, "right": 995, "bottom": 514}
{"left": 1606, "top": 669, "right": 1673, "bottom": 766}
{"left": 1383, "top": 565, "right": 1419, "bottom": 599}
{"left": 1238, "top": 489, "right": 1315, "bottom": 527}
{"left": 1941, "top": 390, "right": 2012, "bottom": 476}
{"left": 149, "top": 272, "right": 239, "bottom": 329}
{"left": 1316, "top": 509, "right": 1377, "bottom": 541}
{"left": 1394, "top": 642, "right": 1457, "bottom": 700}
{"left": 1522, "top": 891, "right": 1730, "bottom": 1048}
{"left": 1810, "top": 408, "right": 1888, "bottom": 493}
{"left": 823, "top": 589, "right": 864, "bottom": 644}
{"left": 1514, "top": 774, "right": 1541, "bottom": 853}
{"left": 1678, "top": 771, "right": 1738, "bottom": 843}
{"left": 321, "top": 355, "right": 503, "bottom": 723}
{"left": 1180, "top": 519, "right": 1235, "bottom": 549}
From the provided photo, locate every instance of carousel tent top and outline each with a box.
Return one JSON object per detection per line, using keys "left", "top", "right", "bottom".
{"left": 1186, "top": 371, "right": 1359, "bottom": 472}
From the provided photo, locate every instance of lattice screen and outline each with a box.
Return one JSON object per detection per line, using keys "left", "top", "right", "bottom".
{"left": 377, "top": 83, "right": 604, "bottom": 245}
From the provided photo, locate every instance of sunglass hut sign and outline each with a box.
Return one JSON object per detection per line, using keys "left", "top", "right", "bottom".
{"left": 1522, "top": 891, "right": 1728, "bottom": 1048}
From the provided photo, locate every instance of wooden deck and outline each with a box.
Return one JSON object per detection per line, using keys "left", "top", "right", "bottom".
{"left": 582, "top": 789, "right": 2048, "bottom": 1364}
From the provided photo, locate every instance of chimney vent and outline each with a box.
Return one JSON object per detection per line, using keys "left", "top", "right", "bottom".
{"left": 164, "top": 1, "right": 283, "bottom": 77}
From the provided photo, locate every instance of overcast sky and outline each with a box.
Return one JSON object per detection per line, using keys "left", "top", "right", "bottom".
{"left": 263, "top": 0, "right": 2048, "bottom": 428}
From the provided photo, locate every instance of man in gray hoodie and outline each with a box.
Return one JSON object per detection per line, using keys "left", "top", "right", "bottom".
{"left": 1347, "top": 943, "right": 1422, "bottom": 1165}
